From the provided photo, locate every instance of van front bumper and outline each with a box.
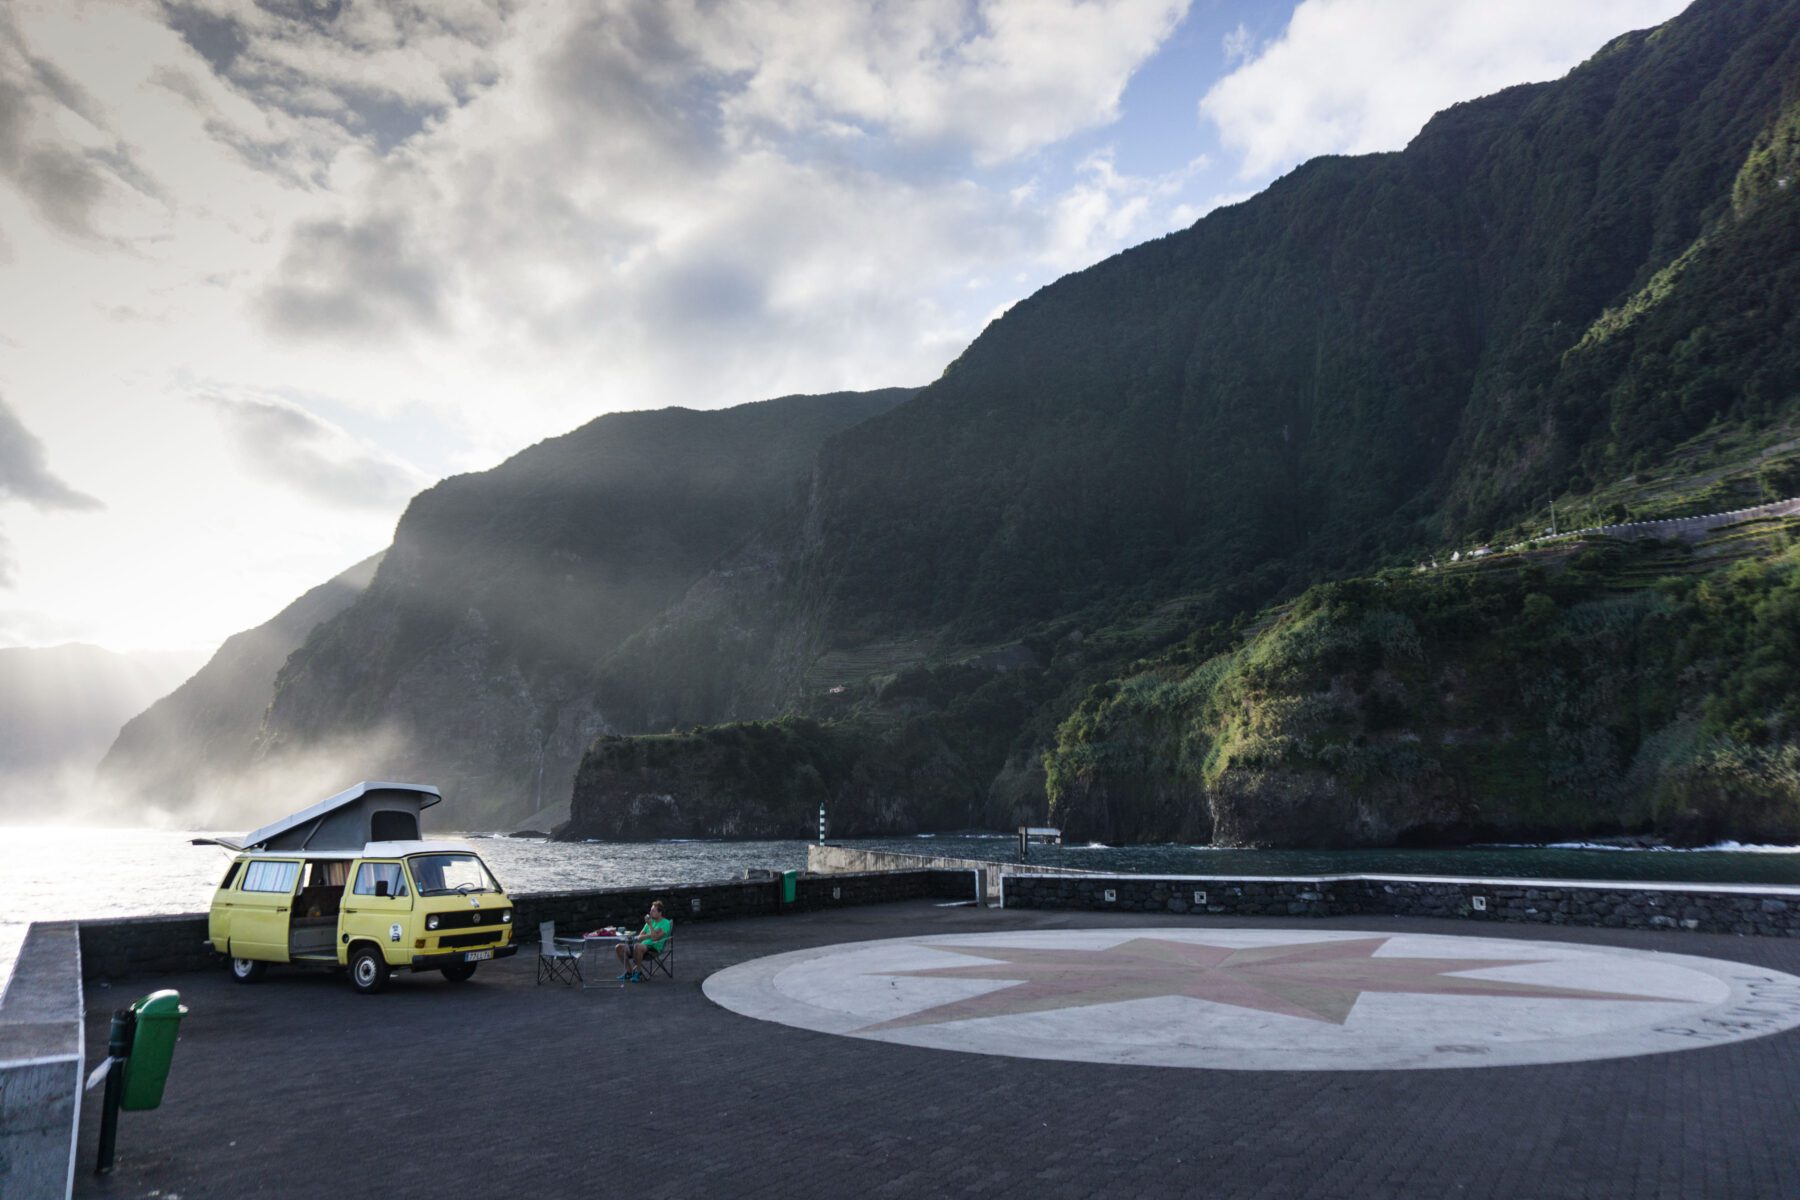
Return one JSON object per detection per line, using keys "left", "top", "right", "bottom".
{"left": 409, "top": 944, "right": 518, "bottom": 971}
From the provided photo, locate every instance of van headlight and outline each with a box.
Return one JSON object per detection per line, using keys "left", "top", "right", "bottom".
{"left": 426, "top": 915, "right": 440, "bottom": 930}
{"left": 502, "top": 911, "right": 512, "bottom": 923}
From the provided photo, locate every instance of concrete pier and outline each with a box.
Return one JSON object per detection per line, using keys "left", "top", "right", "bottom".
{"left": 0, "top": 923, "right": 82, "bottom": 1200}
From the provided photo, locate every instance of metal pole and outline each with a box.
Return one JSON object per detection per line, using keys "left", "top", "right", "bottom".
{"left": 818, "top": 802, "right": 825, "bottom": 845}
{"left": 95, "top": 1008, "right": 134, "bottom": 1175}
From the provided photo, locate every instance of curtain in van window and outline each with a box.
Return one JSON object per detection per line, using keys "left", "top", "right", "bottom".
{"left": 310, "top": 860, "right": 350, "bottom": 887}
{"left": 242, "top": 861, "right": 299, "bottom": 893}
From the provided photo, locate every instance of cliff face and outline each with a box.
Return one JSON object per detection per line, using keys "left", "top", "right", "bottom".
{"left": 96, "top": 555, "right": 380, "bottom": 822}
{"left": 567, "top": 0, "right": 1800, "bottom": 843}
{"left": 794, "top": 0, "right": 1800, "bottom": 648}
{"left": 564, "top": 711, "right": 1021, "bottom": 841}
{"left": 253, "top": 390, "right": 911, "bottom": 829}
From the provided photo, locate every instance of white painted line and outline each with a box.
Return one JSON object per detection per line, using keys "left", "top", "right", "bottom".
{"left": 0, "top": 1053, "right": 81, "bottom": 1070}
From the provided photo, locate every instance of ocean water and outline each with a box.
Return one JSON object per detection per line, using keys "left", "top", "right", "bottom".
{"left": 6, "top": 826, "right": 1800, "bottom": 999}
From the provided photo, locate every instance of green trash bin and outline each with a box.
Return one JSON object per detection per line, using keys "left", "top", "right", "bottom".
{"left": 120, "top": 990, "right": 188, "bottom": 1112}
{"left": 780, "top": 870, "right": 798, "bottom": 905}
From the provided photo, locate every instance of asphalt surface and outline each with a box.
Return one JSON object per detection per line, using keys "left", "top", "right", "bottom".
{"left": 75, "top": 903, "right": 1800, "bottom": 1200}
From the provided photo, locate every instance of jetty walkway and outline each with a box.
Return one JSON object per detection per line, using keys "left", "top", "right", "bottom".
{"left": 70, "top": 901, "right": 1800, "bottom": 1199}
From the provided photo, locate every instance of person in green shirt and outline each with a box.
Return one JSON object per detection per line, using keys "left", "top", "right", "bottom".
{"left": 615, "top": 900, "right": 673, "bottom": 982}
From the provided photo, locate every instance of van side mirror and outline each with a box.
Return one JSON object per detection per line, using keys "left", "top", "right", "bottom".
{"left": 374, "top": 879, "right": 391, "bottom": 898}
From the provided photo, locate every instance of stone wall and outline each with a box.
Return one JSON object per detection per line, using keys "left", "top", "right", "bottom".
{"left": 1002, "top": 875, "right": 1364, "bottom": 919}
{"left": 1367, "top": 878, "right": 1800, "bottom": 935}
{"left": 76, "top": 870, "right": 978, "bottom": 982}
{"left": 1001, "top": 873, "right": 1800, "bottom": 936}
{"left": 809, "top": 843, "right": 1074, "bottom": 899}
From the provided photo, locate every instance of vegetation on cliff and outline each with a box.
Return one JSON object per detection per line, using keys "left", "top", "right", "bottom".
{"left": 1044, "top": 521, "right": 1800, "bottom": 847}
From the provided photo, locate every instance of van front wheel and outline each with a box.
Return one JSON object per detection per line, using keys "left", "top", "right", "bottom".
{"left": 230, "top": 957, "right": 266, "bottom": 984}
{"left": 441, "top": 962, "right": 477, "bottom": 983}
{"left": 349, "top": 946, "right": 389, "bottom": 995}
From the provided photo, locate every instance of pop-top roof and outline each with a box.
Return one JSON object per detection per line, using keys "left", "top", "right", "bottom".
{"left": 240, "top": 781, "right": 441, "bottom": 851}
{"left": 363, "top": 839, "right": 475, "bottom": 857}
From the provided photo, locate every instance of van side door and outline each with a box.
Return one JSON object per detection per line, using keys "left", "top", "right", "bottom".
{"left": 208, "top": 858, "right": 244, "bottom": 952}
{"left": 340, "top": 860, "right": 415, "bottom": 964}
{"left": 233, "top": 859, "right": 301, "bottom": 961}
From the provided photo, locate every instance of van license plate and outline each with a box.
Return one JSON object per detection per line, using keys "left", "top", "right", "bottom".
{"left": 464, "top": 950, "right": 494, "bottom": 962}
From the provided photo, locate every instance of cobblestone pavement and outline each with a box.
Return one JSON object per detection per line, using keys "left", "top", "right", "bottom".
{"left": 75, "top": 904, "right": 1800, "bottom": 1199}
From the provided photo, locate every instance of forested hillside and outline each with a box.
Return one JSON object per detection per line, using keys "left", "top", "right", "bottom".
{"left": 802, "top": 0, "right": 1798, "bottom": 645}
{"left": 109, "top": 0, "right": 1800, "bottom": 843}
{"left": 569, "top": 0, "right": 1800, "bottom": 844}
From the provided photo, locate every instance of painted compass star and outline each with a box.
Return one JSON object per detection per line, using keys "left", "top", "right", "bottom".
{"left": 860, "top": 936, "right": 1675, "bottom": 1030}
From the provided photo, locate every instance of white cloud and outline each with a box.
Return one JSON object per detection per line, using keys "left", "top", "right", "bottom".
{"left": 1221, "top": 22, "right": 1254, "bottom": 64}
{"left": 0, "top": 392, "right": 100, "bottom": 513}
{"left": 1041, "top": 150, "right": 1211, "bottom": 269}
{"left": 196, "top": 389, "right": 432, "bottom": 511}
{"left": 237, "top": 0, "right": 1206, "bottom": 445}
{"left": 0, "top": 391, "right": 101, "bottom": 589}
{"left": 0, "top": 0, "right": 1203, "bottom": 651}
{"left": 1201, "top": 0, "right": 1691, "bottom": 179}
{"left": 706, "top": 0, "right": 1192, "bottom": 165}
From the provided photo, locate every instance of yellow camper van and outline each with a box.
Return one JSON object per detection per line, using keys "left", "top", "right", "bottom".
{"left": 202, "top": 782, "right": 517, "bottom": 994}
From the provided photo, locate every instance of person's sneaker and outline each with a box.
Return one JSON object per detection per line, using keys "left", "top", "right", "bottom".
{"left": 630, "top": 971, "right": 643, "bottom": 982}
{"left": 617, "top": 971, "right": 632, "bottom": 980}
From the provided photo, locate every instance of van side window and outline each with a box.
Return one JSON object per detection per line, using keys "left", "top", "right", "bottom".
{"left": 241, "top": 861, "right": 300, "bottom": 893}
{"left": 220, "top": 861, "right": 242, "bottom": 890}
{"left": 353, "top": 862, "right": 408, "bottom": 897}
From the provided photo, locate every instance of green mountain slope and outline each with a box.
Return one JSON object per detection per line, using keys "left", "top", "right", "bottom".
{"left": 1046, "top": 508, "right": 1800, "bottom": 847}
{"left": 804, "top": 0, "right": 1799, "bottom": 645}
{"left": 567, "top": 0, "right": 1800, "bottom": 843}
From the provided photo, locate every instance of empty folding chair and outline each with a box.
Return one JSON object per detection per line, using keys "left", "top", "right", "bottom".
{"left": 536, "top": 921, "right": 583, "bottom": 985}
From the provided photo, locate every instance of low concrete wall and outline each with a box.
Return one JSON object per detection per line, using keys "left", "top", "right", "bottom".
{"left": 516, "top": 869, "right": 975, "bottom": 934}
{"left": 809, "top": 843, "right": 1076, "bottom": 900}
{"left": 1001, "top": 872, "right": 1800, "bottom": 936}
{"left": 0, "top": 922, "right": 82, "bottom": 1200}
{"left": 80, "top": 915, "right": 214, "bottom": 982}
{"left": 76, "top": 870, "right": 980, "bottom": 982}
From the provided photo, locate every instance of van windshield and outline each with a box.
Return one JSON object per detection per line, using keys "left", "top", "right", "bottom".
{"left": 408, "top": 853, "right": 500, "bottom": 895}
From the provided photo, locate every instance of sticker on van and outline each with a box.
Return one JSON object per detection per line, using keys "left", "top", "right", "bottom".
{"left": 389, "top": 923, "right": 403, "bottom": 942}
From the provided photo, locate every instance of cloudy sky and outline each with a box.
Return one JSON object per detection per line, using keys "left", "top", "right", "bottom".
{"left": 0, "top": 0, "right": 1688, "bottom": 655}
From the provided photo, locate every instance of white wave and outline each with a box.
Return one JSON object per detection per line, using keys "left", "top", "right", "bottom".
{"left": 1488, "top": 840, "right": 1800, "bottom": 854}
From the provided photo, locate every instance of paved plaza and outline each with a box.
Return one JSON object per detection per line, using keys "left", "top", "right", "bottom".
{"left": 77, "top": 902, "right": 1800, "bottom": 1198}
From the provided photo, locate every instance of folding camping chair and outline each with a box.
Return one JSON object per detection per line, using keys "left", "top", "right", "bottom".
{"left": 641, "top": 928, "right": 674, "bottom": 980}
{"left": 536, "top": 921, "right": 583, "bottom": 985}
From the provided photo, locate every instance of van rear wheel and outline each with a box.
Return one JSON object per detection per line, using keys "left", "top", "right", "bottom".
{"left": 441, "top": 962, "right": 477, "bottom": 983}
{"left": 349, "top": 946, "right": 389, "bottom": 994}
{"left": 230, "top": 957, "right": 266, "bottom": 984}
